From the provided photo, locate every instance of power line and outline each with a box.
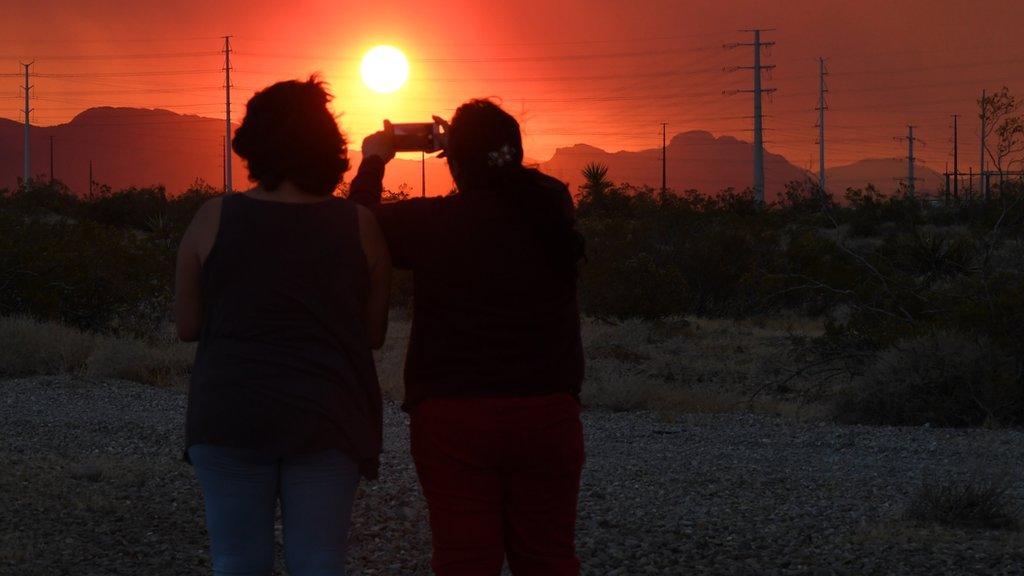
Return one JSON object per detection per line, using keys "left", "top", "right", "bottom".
{"left": 0, "top": 51, "right": 221, "bottom": 61}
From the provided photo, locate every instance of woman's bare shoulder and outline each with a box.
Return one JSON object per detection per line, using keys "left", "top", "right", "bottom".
{"left": 184, "top": 196, "right": 225, "bottom": 263}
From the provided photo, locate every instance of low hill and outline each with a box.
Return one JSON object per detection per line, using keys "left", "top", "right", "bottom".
{"left": 539, "top": 131, "right": 810, "bottom": 201}
{"left": 825, "top": 158, "right": 944, "bottom": 195}
{"left": 0, "top": 108, "right": 454, "bottom": 196}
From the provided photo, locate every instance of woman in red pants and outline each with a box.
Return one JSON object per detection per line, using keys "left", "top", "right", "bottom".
{"left": 350, "top": 99, "right": 586, "bottom": 576}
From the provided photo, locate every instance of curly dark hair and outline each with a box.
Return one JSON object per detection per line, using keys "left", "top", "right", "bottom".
{"left": 232, "top": 76, "right": 349, "bottom": 196}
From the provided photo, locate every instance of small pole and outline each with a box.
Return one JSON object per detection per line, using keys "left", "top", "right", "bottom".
{"left": 661, "top": 122, "right": 667, "bottom": 195}
{"left": 952, "top": 114, "right": 959, "bottom": 202}
{"left": 968, "top": 166, "right": 974, "bottom": 203}
{"left": 908, "top": 125, "right": 916, "bottom": 197}
{"left": 980, "top": 89, "right": 987, "bottom": 201}
{"left": 421, "top": 151, "right": 426, "bottom": 198}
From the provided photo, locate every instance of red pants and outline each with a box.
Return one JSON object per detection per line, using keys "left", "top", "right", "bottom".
{"left": 411, "top": 393, "right": 585, "bottom": 576}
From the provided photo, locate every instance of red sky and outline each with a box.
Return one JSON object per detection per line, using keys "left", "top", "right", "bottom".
{"left": 2, "top": 0, "right": 1023, "bottom": 180}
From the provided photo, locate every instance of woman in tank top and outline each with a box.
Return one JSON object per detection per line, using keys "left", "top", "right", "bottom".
{"left": 174, "top": 76, "right": 391, "bottom": 576}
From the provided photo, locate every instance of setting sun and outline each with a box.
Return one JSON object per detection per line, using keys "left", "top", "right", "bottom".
{"left": 360, "top": 45, "right": 409, "bottom": 94}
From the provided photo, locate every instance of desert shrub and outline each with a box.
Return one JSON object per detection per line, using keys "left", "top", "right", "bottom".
{"left": 0, "top": 316, "right": 95, "bottom": 377}
{"left": 833, "top": 331, "right": 1023, "bottom": 427}
{"left": 776, "top": 180, "right": 836, "bottom": 216}
{"left": 0, "top": 179, "right": 79, "bottom": 216}
{"left": 0, "top": 315, "right": 194, "bottom": 386}
{"left": 842, "top": 185, "right": 923, "bottom": 237}
{"left": 86, "top": 336, "right": 193, "bottom": 387}
{"left": 905, "top": 479, "right": 1021, "bottom": 531}
{"left": 0, "top": 211, "right": 172, "bottom": 332}
{"left": 77, "top": 186, "right": 169, "bottom": 231}
{"left": 577, "top": 185, "right": 792, "bottom": 318}
{"left": 0, "top": 179, "right": 222, "bottom": 333}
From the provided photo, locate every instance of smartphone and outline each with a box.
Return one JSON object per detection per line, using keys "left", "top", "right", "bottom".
{"left": 392, "top": 121, "right": 445, "bottom": 153}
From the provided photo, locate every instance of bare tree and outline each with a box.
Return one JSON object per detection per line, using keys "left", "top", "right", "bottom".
{"left": 979, "top": 87, "right": 1024, "bottom": 184}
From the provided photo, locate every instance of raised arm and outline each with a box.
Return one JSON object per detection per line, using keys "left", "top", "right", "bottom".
{"left": 349, "top": 129, "right": 447, "bottom": 270}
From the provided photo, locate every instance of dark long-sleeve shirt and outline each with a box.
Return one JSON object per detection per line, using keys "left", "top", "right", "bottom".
{"left": 349, "top": 156, "right": 583, "bottom": 409}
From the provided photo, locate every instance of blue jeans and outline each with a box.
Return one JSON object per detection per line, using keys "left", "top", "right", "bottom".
{"left": 188, "top": 444, "right": 361, "bottom": 576}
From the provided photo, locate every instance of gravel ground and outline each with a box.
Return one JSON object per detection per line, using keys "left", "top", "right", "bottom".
{"left": 2, "top": 376, "right": 1023, "bottom": 575}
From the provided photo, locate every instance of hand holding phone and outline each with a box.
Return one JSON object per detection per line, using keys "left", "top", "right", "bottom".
{"left": 391, "top": 119, "right": 448, "bottom": 153}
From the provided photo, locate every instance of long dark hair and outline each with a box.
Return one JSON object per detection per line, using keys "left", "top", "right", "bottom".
{"left": 232, "top": 75, "right": 349, "bottom": 196}
{"left": 446, "top": 99, "right": 585, "bottom": 285}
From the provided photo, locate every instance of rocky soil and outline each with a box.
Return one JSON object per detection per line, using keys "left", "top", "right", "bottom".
{"left": 2, "top": 376, "right": 1023, "bottom": 575}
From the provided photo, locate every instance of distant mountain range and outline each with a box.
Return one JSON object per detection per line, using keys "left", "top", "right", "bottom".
{"left": 540, "top": 131, "right": 809, "bottom": 201}
{"left": 1, "top": 108, "right": 941, "bottom": 198}
{"left": 824, "top": 158, "right": 943, "bottom": 196}
{"left": 540, "top": 130, "right": 944, "bottom": 200}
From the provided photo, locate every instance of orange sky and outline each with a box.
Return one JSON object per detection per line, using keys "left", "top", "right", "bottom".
{"left": 3, "top": 0, "right": 1023, "bottom": 178}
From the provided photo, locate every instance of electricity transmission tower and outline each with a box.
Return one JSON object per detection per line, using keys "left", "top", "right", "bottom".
{"left": 223, "top": 35, "right": 233, "bottom": 194}
{"left": 725, "top": 29, "right": 776, "bottom": 204}
{"left": 21, "top": 61, "right": 33, "bottom": 191}
{"left": 816, "top": 58, "right": 828, "bottom": 191}
{"left": 894, "top": 125, "right": 922, "bottom": 196}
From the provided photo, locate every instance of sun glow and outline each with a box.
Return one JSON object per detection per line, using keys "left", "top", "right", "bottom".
{"left": 360, "top": 45, "right": 409, "bottom": 94}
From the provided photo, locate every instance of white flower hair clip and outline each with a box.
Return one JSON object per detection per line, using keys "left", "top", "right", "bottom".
{"left": 487, "top": 143, "right": 517, "bottom": 167}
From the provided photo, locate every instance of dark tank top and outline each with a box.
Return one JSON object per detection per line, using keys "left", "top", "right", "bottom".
{"left": 184, "top": 193, "right": 382, "bottom": 478}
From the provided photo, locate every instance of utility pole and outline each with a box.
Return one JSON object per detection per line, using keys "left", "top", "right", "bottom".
{"left": 951, "top": 114, "right": 959, "bottom": 202}
{"left": 661, "top": 122, "right": 667, "bottom": 195}
{"left": 49, "top": 135, "right": 54, "bottom": 182}
{"left": 21, "top": 62, "right": 33, "bottom": 191}
{"left": 980, "top": 89, "right": 987, "bottom": 201}
{"left": 816, "top": 57, "right": 828, "bottom": 191}
{"left": 421, "top": 151, "right": 426, "bottom": 197}
{"left": 223, "top": 35, "right": 233, "bottom": 194}
{"left": 725, "top": 29, "right": 776, "bottom": 204}
{"left": 908, "top": 125, "right": 916, "bottom": 196}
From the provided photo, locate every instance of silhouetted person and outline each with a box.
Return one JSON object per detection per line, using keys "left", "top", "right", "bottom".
{"left": 174, "top": 76, "right": 391, "bottom": 576}
{"left": 351, "top": 99, "right": 586, "bottom": 576}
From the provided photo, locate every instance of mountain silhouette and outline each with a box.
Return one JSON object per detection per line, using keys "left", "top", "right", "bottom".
{"left": 539, "top": 131, "right": 811, "bottom": 201}
{"left": 0, "top": 107, "right": 455, "bottom": 197}
{"left": 0, "top": 107, "right": 246, "bottom": 195}
{"left": 824, "top": 158, "right": 943, "bottom": 195}
{"left": 3, "top": 108, "right": 942, "bottom": 200}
